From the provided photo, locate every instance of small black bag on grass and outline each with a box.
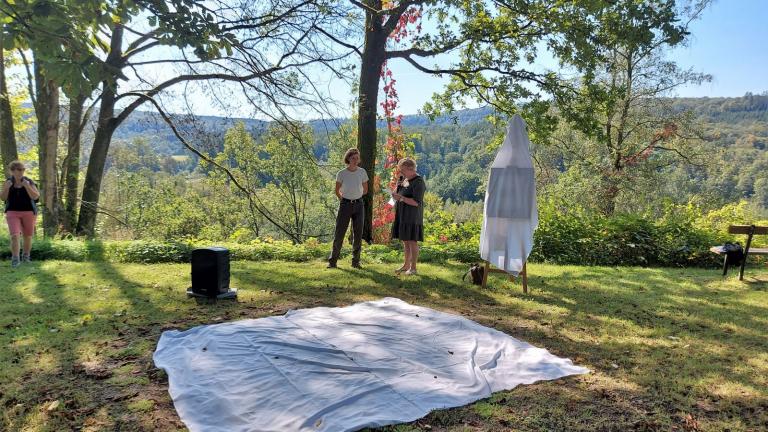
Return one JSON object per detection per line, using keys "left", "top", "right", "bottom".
{"left": 462, "top": 263, "right": 485, "bottom": 285}
{"left": 723, "top": 242, "right": 744, "bottom": 267}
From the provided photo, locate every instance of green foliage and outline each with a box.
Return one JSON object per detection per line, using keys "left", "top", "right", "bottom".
{"left": 694, "top": 200, "right": 755, "bottom": 234}
{"left": 529, "top": 201, "right": 736, "bottom": 267}
{"left": 534, "top": 94, "right": 768, "bottom": 218}
{"left": 211, "top": 240, "right": 326, "bottom": 262}
{"left": 430, "top": 168, "right": 483, "bottom": 203}
{"left": 215, "top": 122, "right": 335, "bottom": 243}
{"left": 7, "top": 199, "right": 764, "bottom": 267}
{"left": 424, "top": 0, "right": 694, "bottom": 144}
{"left": 105, "top": 240, "right": 192, "bottom": 263}
{"left": 97, "top": 95, "right": 766, "bottom": 224}
{"left": 97, "top": 170, "right": 215, "bottom": 241}
{"left": 2, "top": 0, "right": 233, "bottom": 97}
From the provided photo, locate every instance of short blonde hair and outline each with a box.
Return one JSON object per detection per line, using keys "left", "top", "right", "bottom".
{"left": 8, "top": 160, "right": 25, "bottom": 173}
{"left": 343, "top": 148, "right": 360, "bottom": 164}
{"left": 397, "top": 157, "right": 416, "bottom": 170}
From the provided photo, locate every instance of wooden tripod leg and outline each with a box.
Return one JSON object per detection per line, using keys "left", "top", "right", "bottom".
{"left": 482, "top": 261, "right": 490, "bottom": 289}
{"left": 522, "top": 262, "right": 528, "bottom": 294}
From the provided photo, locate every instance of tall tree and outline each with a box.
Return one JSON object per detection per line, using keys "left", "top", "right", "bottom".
{"left": 33, "top": 59, "right": 60, "bottom": 236}
{"left": 2, "top": 0, "right": 344, "bottom": 237}
{"left": 2, "top": 0, "right": 105, "bottom": 235}
{"left": 217, "top": 122, "right": 325, "bottom": 243}
{"left": 61, "top": 93, "right": 91, "bottom": 232}
{"left": 76, "top": 18, "right": 124, "bottom": 237}
{"left": 71, "top": 1, "right": 343, "bottom": 237}
{"left": 540, "top": 1, "right": 712, "bottom": 215}
{"left": 325, "top": 0, "right": 697, "bottom": 241}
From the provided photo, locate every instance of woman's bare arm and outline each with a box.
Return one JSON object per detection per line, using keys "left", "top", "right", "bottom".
{"left": 23, "top": 180, "right": 40, "bottom": 200}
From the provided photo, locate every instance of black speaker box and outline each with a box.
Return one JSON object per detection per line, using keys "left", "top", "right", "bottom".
{"left": 188, "top": 247, "right": 236, "bottom": 299}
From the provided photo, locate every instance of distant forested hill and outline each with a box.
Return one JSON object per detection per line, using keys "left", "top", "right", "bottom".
{"left": 665, "top": 94, "right": 768, "bottom": 210}
{"left": 105, "top": 105, "right": 495, "bottom": 158}
{"left": 670, "top": 93, "right": 768, "bottom": 123}
{"left": 54, "top": 94, "right": 768, "bottom": 210}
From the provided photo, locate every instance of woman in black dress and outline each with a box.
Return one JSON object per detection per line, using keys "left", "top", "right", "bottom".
{"left": 391, "top": 158, "right": 425, "bottom": 275}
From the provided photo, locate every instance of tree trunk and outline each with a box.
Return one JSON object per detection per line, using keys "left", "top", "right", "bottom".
{"left": 76, "top": 84, "right": 117, "bottom": 237}
{"left": 62, "top": 94, "right": 86, "bottom": 233}
{"left": 599, "top": 166, "right": 623, "bottom": 216}
{"left": 0, "top": 44, "right": 18, "bottom": 170}
{"left": 357, "top": 2, "right": 386, "bottom": 243}
{"left": 34, "top": 61, "right": 61, "bottom": 237}
{"left": 76, "top": 23, "right": 123, "bottom": 237}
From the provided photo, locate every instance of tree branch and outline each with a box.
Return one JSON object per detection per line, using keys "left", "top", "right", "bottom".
{"left": 121, "top": 91, "right": 329, "bottom": 240}
{"left": 17, "top": 49, "right": 36, "bottom": 110}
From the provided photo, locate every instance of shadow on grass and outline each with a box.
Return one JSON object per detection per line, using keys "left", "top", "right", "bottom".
{"left": 394, "top": 266, "right": 768, "bottom": 431}
{"left": 1, "top": 260, "right": 766, "bottom": 431}
{"left": 1, "top": 254, "right": 234, "bottom": 431}
{"left": 233, "top": 262, "right": 768, "bottom": 431}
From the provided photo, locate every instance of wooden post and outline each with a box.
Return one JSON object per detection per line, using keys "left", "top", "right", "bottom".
{"left": 521, "top": 262, "right": 528, "bottom": 293}
{"left": 739, "top": 225, "right": 755, "bottom": 281}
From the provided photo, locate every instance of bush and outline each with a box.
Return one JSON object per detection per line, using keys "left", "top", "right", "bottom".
{"left": 528, "top": 203, "right": 725, "bottom": 267}
{"left": 105, "top": 241, "right": 193, "bottom": 263}
{"left": 0, "top": 201, "right": 761, "bottom": 268}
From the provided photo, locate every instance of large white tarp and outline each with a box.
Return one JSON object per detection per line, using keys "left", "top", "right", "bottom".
{"left": 154, "top": 298, "right": 587, "bottom": 432}
{"left": 480, "top": 114, "right": 538, "bottom": 275}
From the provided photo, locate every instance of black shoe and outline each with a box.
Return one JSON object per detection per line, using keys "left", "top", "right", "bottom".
{"left": 327, "top": 261, "right": 338, "bottom": 269}
{"left": 351, "top": 262, "right": 363, "bottom": 269}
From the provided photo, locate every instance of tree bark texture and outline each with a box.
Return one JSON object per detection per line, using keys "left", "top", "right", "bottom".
{"left": 63, "top": 94, "right": 85, "bottom": 232}
{"left": 34, "top": 61, "right": 61, "bottom": 236}
{"left": 357, "top": 1, "right": 386, "bottom": 243}
{"left": 76, "top": 23, "right": 124, "bottom": 237}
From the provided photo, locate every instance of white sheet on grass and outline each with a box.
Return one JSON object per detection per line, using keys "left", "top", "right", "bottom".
{"left": 480, "top": 114, "right": 538, "bottom": 275}
{"left": 154, "top": 298, "right": 588, "bottom": 432}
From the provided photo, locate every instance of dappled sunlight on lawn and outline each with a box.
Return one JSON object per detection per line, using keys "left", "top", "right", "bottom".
{"left": 12, "top": 276, "right": 46, "bottom": 304}
{"left": 0, "top": 260, "right": 766, "bottom": 431}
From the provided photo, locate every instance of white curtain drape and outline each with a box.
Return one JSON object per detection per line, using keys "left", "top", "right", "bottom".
{"left": 480, "top": 114, "right": 538, "bottom": 275}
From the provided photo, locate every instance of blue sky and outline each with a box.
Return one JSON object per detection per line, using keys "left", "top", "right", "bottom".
{"left": 388, "top": 0, "right": 768, "bottom": 115}
{"left": 671, "top": 0, "right": 768, "bottom": 98}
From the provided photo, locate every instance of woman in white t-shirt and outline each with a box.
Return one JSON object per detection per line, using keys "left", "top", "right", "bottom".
{"left": 328, "top": 148, "right": 369, "bottom": 269}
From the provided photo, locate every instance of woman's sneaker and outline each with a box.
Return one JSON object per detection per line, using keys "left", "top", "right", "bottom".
{"left": 11, "top": 256, "right": 20, "bottom": 268}
{"left": 22, "top": 254, "right": 31, "bottom": 263}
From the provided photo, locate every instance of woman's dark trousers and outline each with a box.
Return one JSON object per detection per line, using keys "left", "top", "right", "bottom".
{"left": 329, "top": 199, "right": 364, "bottom": 266}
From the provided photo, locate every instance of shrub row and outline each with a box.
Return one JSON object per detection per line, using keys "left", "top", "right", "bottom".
{"left": 0, "top": 237, "right": 482, "bottom": 265}
{"left": 529, "top": 213, "right": 724, "bottom": 267}
{"left": 1, "top": 208, "right": 764, "bottom": 268}
{"left": 0, "top": 234, "right": 731, "bottom": 268}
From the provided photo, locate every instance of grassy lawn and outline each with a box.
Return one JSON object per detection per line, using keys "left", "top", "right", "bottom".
{"left": 1, "top": 259, "right": 766, "bottom": 431}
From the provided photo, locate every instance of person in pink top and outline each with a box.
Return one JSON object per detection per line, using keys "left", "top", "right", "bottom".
{"left": 1, "top": 161, "right": 40, "bottom": 268}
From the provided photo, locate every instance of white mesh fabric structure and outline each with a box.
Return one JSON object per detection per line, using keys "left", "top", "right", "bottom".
{"left": 480, "top": 115, "right": 538, "bottom": 275}
{"left": 153, "top": 298, "right": 588, "bottom": 432}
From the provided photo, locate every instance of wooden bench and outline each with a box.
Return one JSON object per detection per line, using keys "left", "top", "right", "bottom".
{"left": 710, "top": 225, "right": 768, "bottom": 281}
